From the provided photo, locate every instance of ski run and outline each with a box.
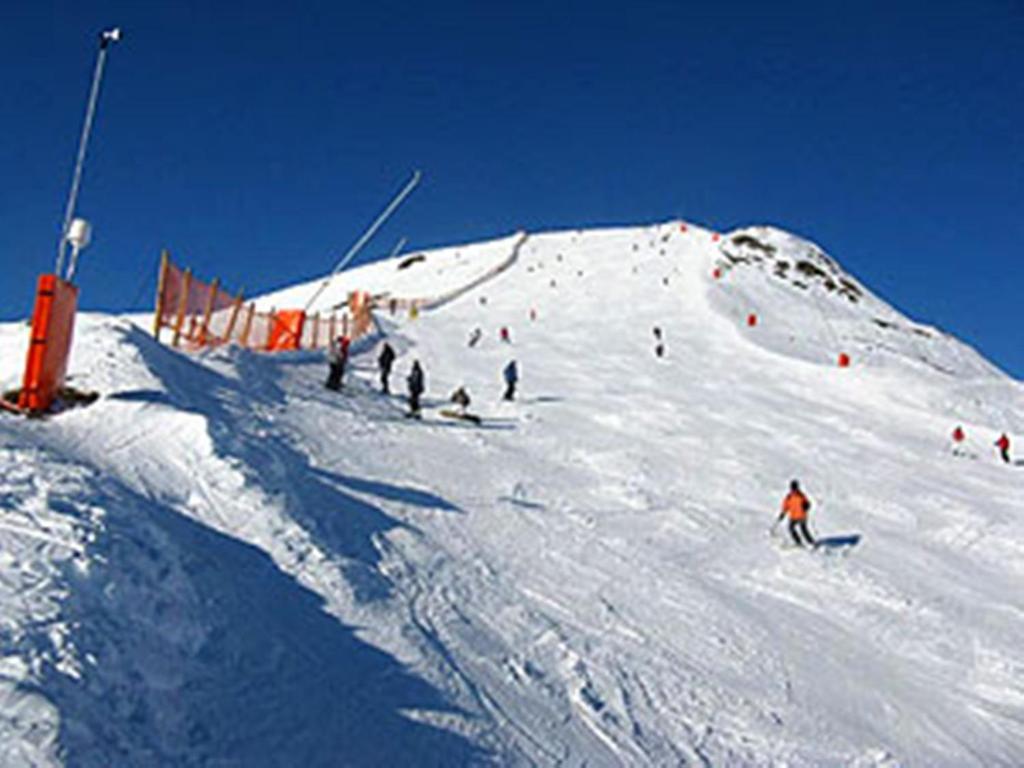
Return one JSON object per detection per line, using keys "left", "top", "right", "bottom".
{"left": 1, "top": 221, "right": 1022, "bottom": 766}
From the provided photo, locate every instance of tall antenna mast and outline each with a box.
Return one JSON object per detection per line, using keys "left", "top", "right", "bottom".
{"left": 55, "top": 27, "right": 122, "bottom": 279}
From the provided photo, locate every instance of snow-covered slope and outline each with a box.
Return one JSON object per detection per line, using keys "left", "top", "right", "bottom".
{"left": 1, "top": 221, "right": 1022, "bottom": 766}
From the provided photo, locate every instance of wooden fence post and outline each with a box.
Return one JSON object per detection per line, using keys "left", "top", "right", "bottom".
{"left": 197, "top": 278, "right": 219, "bottom": 346}
{"left": 153, "top": 250, "right": 170, "bottom": 341}
{"left": 172, "top": 268, "right": 192, "bottom": 348}
{"left": 266, "top": 308, "right": 276, "bottom": 351}
{"left": 240, "top": 303, "right": 255, "bottom": 348}
{"left": 311, "top": 312, "right": 320, "bottom": 349}
{"left": 221, "top": 288, "right": 245, "bottom": 345}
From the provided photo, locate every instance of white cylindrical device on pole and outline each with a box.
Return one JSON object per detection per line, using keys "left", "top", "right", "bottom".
{"left": 64, "top": 217, "right": 92, "bottom": 282}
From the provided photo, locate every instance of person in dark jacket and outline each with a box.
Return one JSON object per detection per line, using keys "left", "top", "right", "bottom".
{"left": 450, "top": 386, "right": 471, "bottom": 414}
{"left": 406, "top": 360, "right": 425, "bottom": 418}
{"left": 325, "top": 335, "right": 350, "bottom": 391}
{"left": 502, "top": 360, "right": 518, "bottom": 401}
{"left": 378, "top": 342, "right": 396, "bottom": 394}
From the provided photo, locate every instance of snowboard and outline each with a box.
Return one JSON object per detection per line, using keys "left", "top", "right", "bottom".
{"left": 439, "top": 409, "right": 482, "bottom": 425}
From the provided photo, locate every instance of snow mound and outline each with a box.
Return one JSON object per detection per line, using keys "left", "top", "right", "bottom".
{"left": 0, "top": 220, "right": 1021, "bottom": 766}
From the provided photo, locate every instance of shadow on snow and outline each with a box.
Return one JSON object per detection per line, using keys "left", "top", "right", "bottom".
{"left": 32, "top": 479, "right": 484, "bottom": 767}
{"left": 35, "top": 326, "right": 488, "bottom": 764}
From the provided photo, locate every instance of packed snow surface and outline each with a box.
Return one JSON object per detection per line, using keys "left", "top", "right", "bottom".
{"left": 1, "top": 221, "right": 1022, "bottom": 766}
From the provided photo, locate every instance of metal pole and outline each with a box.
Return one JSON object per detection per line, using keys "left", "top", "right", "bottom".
{"left": 303, "top": 170, "right": 421, "bottom": 312}
{"left": 388, "top": 236, "right": 408, "bottom": 260}
{"left": 56, "top": 28, "right": 121, "bottom": 279}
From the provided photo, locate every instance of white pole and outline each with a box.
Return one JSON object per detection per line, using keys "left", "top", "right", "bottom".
{"left": 303, "top": 170, "right": 421, "bottom": 311}
{"left": 55, "top": 28, "right": 121, "bottom": 279}
{"left": 388, "top": 236, "right": 408, "bottom": 260}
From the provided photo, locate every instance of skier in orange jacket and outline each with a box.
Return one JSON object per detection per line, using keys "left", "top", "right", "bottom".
{"left": 775, "top": 480, "right": 816, "bottom": 547}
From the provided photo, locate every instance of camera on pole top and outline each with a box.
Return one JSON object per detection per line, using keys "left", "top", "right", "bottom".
{"left": 100, "top": 28, "right": 122, "bottom": 48}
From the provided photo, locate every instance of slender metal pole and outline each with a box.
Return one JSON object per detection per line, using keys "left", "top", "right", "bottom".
{"left": 303, "top": 170, "right": 421, "bottom": 312}
{"left": 388, "top": 236, "right": 408, "bottom": 260}
{"left": 56, "top": 29, "right": 121, "bottom": 279}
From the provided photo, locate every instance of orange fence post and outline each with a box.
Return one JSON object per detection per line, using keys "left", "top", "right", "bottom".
{"left": 172, "top": 267, "right": 192, "bottom": 348}
{"left": 198, "top": 277, "right": 220, "bottom": 346}
{"left": 18, "top": 275, "right": 79, "bottom": 413}
{"left": 311, "top": 312, "right": 320, "bottom": 349}
{"left": 153, "top": 250, "right": 170, "bottom": 341}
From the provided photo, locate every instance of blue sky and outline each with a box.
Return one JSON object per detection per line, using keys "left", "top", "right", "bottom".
{"left": 1, "top": 1, "right": 1021, "bottom": 377}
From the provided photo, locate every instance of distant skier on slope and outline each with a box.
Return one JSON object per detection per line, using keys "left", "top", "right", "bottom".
{"left": 468, "top": 327, "right": 483, "bottom": 348}
{"left": 502, "top": 360, "right": 518, "bottom": 401}
{"left": 995, "top": 433, "right": 1011, "bottom": 464}
{"left": 951, "top": 425, "right": 966, "bottom": 456}
{"left": 406, "top": 360, "right": 425, "bottom": 418}
{"left": 653, "top": 326, "right": 665, "bottom": 358}
{"left": 775, "top": 480, "right": 816, "bottom": 548}
{"left": 378, "top": 341, "right": 396, "bottom": 394}
{"left": 325, "top": 335, "right": 350, "bottom": 391}
{"left": 450, "top": 386, "right": 470, "bottom": 415}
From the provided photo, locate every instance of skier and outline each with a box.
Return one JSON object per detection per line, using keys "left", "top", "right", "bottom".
{"left": 653, "top": 326, "right": 665, "bottom": 358}
{"left": 775, "top": 480, "right": 815, "bottom": 548}
{"left": 995, "top": 433, "right": 1011, "bottom": 464}
{"left": 378, "top": 341, "right": 396, "bottom": 394}
{"left": 406, "top": 360, "right": 425, "bottom": 418}
{"left": 468, "top": 327, "right": 483, "bottom": 348}
{"left": 951, "top": 425, "right": 966, "bottom": 456}
{"left": 325, "top": 335, "right": 350, "bottom": 391}
{"left": 499, "top": 326, "right": 511, "bottom": 343}
{"left": 502, "top": 360, "right": 518, "bottom": 401}
{"left": 450, "top": 386, "right": 470, "bottom": 415}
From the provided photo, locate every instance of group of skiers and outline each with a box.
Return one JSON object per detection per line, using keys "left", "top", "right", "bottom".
{"left": 325, "top": 324, "right": 1012, "bottom": 556}
{"left": 951, "top": 425, "right": 1014, "bottom": 464}
{"left": 324, "top": 334, "right": 519, "bottom": 419}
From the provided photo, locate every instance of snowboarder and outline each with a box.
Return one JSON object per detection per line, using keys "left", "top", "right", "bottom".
{"left": 450, "top": 386, "right": 470, "bottom": 415}
{"left": 325, "top": 335, "right": 350, "bottom": 391}
{"left": 468, "top": 327, "right": 483, "bottom": 348}
{"left": 775, "top": 480, "right": 815, "bottom": 548}
{"left": 406, "top": 360, "right": 425, "bottom": 418}
{"left": 503, "top": 360, "right": 518, "bottom": 401}
{"left": 995, "top": 433, "right": 1011, "bottom": 464}
{"left": 951, "top": 425, "right": 966, "bottom": 456}
{"left": 653, "top": 326, "right": 665, "bottom": 358}
{"left": 499, "top": 326, "right": 511, "bottom": 343}
{"left": 378, "top": 341, "right": 396, "bottom": 394}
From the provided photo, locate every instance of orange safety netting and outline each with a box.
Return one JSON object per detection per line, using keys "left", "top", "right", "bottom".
{"left": 152, "top": 252, "right": 373, "bottom": 352}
